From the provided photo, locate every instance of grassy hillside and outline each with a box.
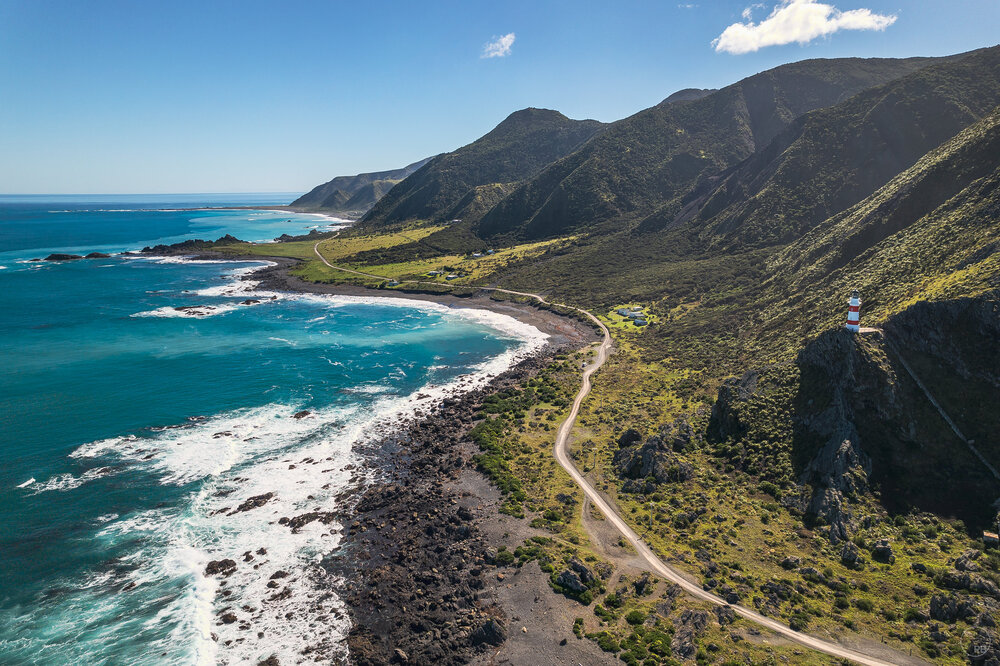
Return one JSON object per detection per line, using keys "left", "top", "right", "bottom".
{"left": 360, "top": 108, "right": 605, "bottom": 227}
{"left": 475, "top": 55, "right": 946, "bottom": 241}
{"left": 755, "top": 107, "right": 1000, "bottom": 354}
{"left": 660, "top": 46, "right": 1000, "bottom": 250}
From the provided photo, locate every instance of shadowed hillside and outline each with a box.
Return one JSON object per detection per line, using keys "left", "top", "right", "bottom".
{"left": 360, "top": 108, "right": 605, "bottom": 227}
{"left": 291, "top": 157, "right": 432, "bottom": 217}
{"left": 476, "top": 55, "right": 945, "bottom": 241}
{"left": 651, "top": 46, "right": 1000, "bottom": 249}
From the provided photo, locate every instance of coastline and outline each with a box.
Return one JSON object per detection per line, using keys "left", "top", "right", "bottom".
{"left": 126, "top": 248, "right": 606, "bottom": 663}
{"left": 250, "top": 258, "right": 600, "bottom": 349}
{"left": 238, "top": 256, "right": 610, "bottom": 664}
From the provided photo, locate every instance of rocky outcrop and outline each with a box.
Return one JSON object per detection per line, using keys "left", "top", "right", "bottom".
{"left": 706, "top": 291, "right": 1000, "bottom": 538}
{"left": 555, "top": 569, "right": 587, "bottom": 593}
{"left": 613, "top": 419, "right": 697, "bottom": 493}
{"left": 958, "top": 550, "right": 985, "bottom": 572}
{"left": 469, "top": 619, "right": 507, "bottom": 647}
{"left": 871, "top": 538, "right": 896, "bottom": 564}
{"left": 840, "top": 541, "right": 864, "bottom": 569}
{"left": 229, "top": 492, "right": 274, "bottom": 515}
{"left": 930, "top": 592, "right": 980, "bottom": 622}
{"left": 937, "top": 570, "right": 1000, "bottom": 598}
{"left": 780, "top": 555, "right": 801, "bottom": 570}
{"left": 671, "top": 609, "right": 709, "bottom": 659}
{"left": 205, "top": 559, "right": 237, "bottom": 577}
{"left": 43, "top": 253, "right": 83, "bottom": 261}
{"left": 141, "top": 234, "right": 246, "bottom": 255}
{"left": 883, "top": 295, "right": 1000, "bottom": 392}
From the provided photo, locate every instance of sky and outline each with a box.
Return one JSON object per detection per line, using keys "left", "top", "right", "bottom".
{"left": 1, "top": 0, "right": 998, "bottom": 194}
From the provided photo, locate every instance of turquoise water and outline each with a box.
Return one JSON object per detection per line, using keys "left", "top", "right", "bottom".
{"left": 0, "top": 196, "right": 545, "bottom": 664}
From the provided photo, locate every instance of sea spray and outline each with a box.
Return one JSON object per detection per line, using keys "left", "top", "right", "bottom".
{"left": 0, "top": 198, "right": 549, "bottom": 664}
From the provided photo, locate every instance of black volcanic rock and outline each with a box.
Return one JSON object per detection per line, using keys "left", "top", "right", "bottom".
{"left": 44, "top": 253, "right": 83, "bottom": 261}
{"left": 141, "top": 234, "right": 246, "bottom": 255}
{"left": 470, "top": 619, "right": 507, "bottom": 647}
{"left": 205, "top": 559, "right": 237, "bottom": 577}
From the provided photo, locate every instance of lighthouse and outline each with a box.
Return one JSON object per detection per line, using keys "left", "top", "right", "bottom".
{"left": 845, "top": 289, "right": 861, "bottom": 332}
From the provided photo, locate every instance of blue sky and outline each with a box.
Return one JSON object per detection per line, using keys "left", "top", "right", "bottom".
{"left": 1, "top": 0, "right": 997, "bottom": 194}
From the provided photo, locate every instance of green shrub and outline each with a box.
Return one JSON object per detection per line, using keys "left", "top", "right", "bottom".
{"left": 495, "top": 549, "right": 515, "bottom": 566}
{"left": 625, "top": 610, "right": 647, "bottom": 625}
{"left": 759, "top": 481, "right": 781, "bottom": 498}
{"left": 586, "top": 631, "right": 620, "bottom": 653}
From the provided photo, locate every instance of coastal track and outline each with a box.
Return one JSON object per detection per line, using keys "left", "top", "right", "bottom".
{"left": 311, "top": 241, "right": 906, "bottom": 665}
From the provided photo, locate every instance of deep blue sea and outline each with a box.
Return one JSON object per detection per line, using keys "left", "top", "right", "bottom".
{"left": 0, "top": 195, "right": 545, "bottom": 664}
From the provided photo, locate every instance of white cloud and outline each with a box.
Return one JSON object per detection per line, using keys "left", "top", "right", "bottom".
{"left": 482, "top": 33, "right": 516, "bottom": 58}
{"left": 742, "top": 3, "right": 765, "bottom": 20}
{"left": 712, "top": 0, "right": 897, "bottom": 54}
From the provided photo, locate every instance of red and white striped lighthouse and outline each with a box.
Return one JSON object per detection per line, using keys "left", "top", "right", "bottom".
{"left": 845, "top": 289, "right": 861, "bottom": 332}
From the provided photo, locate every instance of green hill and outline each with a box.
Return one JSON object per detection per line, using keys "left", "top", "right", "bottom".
{"left": 291, "top": 157, "right": 431, "bottom": 217}
{"left": 657, "top": 46, "right": 1000, "bottom": 250}
{"left": 475, "top": 55, "right": 946, "bottom": 241}
{"left": 360, "top": 108, "right": 605, "bottom": 227}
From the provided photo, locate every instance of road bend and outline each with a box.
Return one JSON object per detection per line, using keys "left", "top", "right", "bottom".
{"left": 312, "top": 241, "right": 900, "bottom": 665}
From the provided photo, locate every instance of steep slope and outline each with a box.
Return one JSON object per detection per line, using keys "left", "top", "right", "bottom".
{"left": 476, "top": 55, "right": 945, "bottom": 241}
{"left": 655, "top": 46, "right": 1000, "bottom": 249}
{"left": 754, "top": 106, "right": 1000, "bottom": 348}
{"left": 360, "top": 108, "right": 605, "bottom": 227}
{"left": 291, "top": 157, "right": 432, "bottom": 216}
{"left": 709, "top": 306, "right": 1000, "bottom": 535}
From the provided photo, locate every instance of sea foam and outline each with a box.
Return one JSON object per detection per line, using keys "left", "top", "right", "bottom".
{"left": 49, "top": 254, "right": 549, "bottom": 663}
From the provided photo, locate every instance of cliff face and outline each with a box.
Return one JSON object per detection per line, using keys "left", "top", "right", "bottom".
{"left": 708, "top": 294, "right": 1000, "bottom": 539}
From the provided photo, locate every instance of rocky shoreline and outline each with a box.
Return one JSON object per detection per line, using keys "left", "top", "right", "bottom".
{"left": 329, "top": 352, "right": 560, "bottom": 665}
{"left": 135, "top": 243, "right": 604, "bottom": 664}
{"left": 245, "top": 259, "right": 606, "bottom": 664}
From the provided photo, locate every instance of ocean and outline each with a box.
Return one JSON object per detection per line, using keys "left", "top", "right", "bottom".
{"left": 0, "top": 195, "right": 546, "bottom": 664}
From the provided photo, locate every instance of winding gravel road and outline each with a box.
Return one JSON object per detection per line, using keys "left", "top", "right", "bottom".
{"left": 312, "top": 241, "right": 903, "bottom": 665}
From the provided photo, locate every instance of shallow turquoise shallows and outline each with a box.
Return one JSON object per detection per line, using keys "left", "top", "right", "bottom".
{"left": 0, "top": 195, "right": 543, "bottom": 665}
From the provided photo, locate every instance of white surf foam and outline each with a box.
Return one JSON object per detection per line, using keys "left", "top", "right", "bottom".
{"left": 62, "top": 311, "right": 545, "bottom": 662}
{"left": 16, "top": 477, "right": 34, "bottom": 488}
{"left": 68, "top": 400, "right": 367, "bottom": 663}
{"left": 30, "top": 467, "right": 117, "bottom": 494}
{"left": 131, "top": 304, "right": 240, "bottom": 319}
{"left": 56, "top": 278, "right": 549, "bottom": 663}
{"left": 124, "top": 256, "right": 245, "bottom": 265}
{"left": 192, "top": 263, "right": 280, "bottom": 299}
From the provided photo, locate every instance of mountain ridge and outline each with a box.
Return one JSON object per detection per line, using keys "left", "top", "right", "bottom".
{"left": 291, "top": 157, "right": 432, "bottom": 217}
{"left": 359, "top": 108, "right": 605, "bottom": 228}
{"left": 474, "top": 54, "right": 951, "bottom": 241}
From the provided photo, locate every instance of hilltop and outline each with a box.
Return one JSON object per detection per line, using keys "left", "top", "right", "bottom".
{"left": 290, "top": 157, "right": 432, "bottom": 218}
{"left": 360, "top": 108, "right": 605, "bottom": 228}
